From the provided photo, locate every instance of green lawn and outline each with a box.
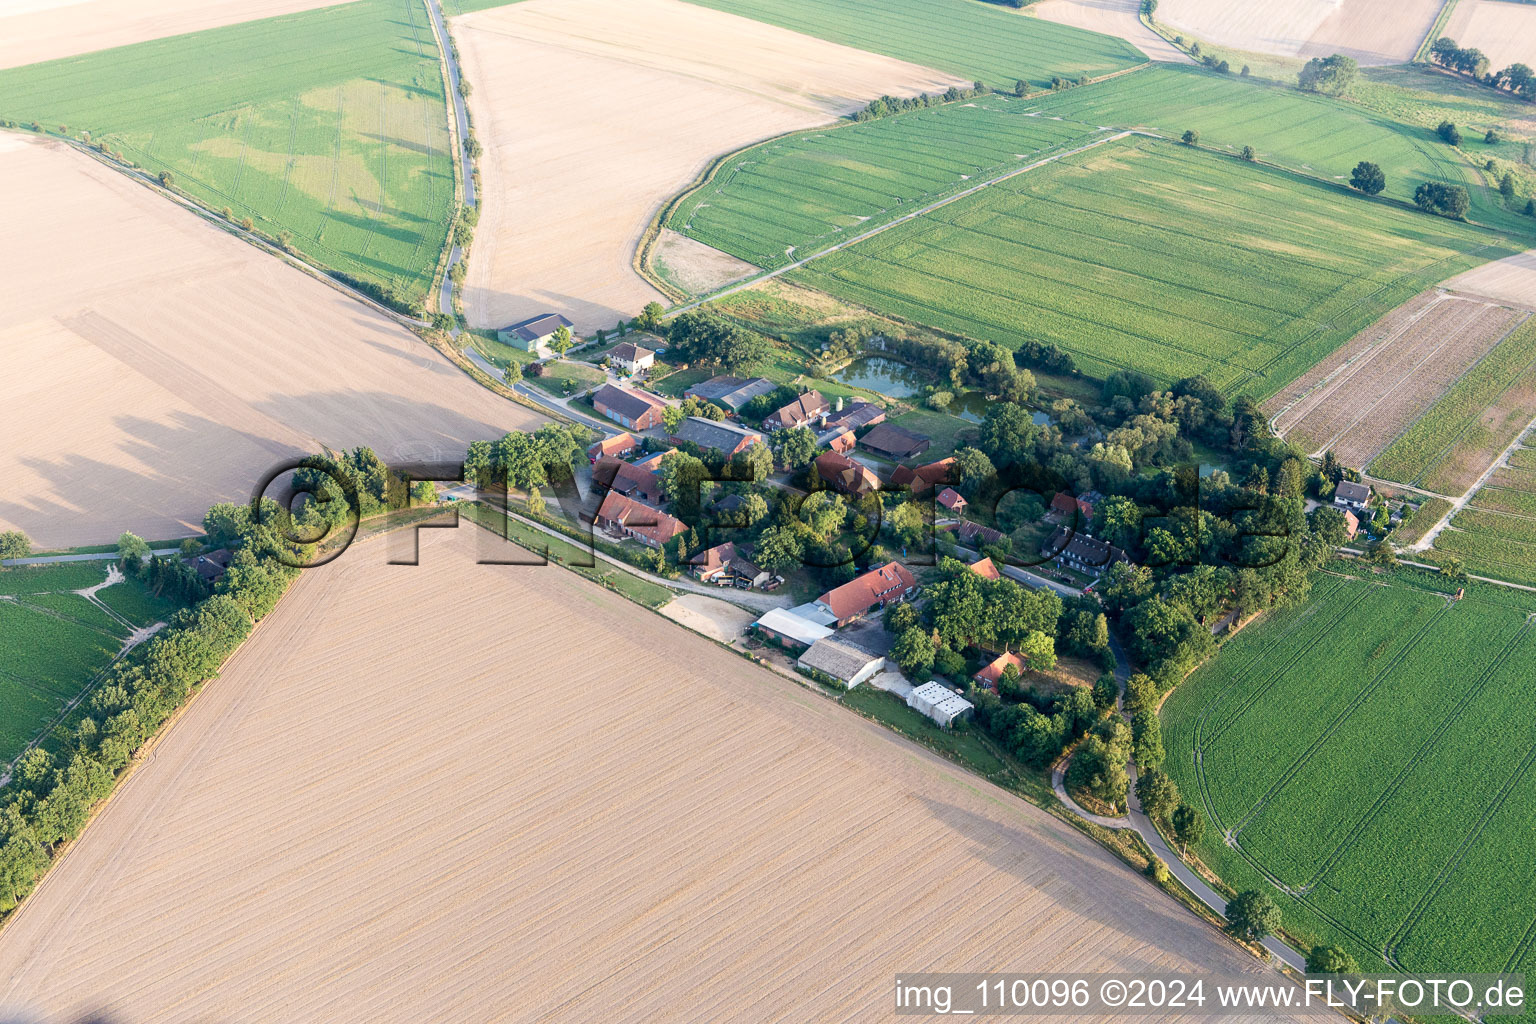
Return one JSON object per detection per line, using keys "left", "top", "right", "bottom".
{"left": 525, "top": 360, "right": 606, "bottom": 398}
{"left": 679, "top": 0, "right": 1146, "bottom": 91}
{"left": 0, "top": 563, "right": 187, "bottom": 770}
{"left": 0, "top": 0, "right": 456, "bottom": 308}
{"left": 789, "top": 138, "right": 1510, "bottom": 396}
{"left": 1161, "top": 567, "right": 1536, "bottom": 980}
{"left": 840, "top": 685, "right": 1006, "bottom": 778}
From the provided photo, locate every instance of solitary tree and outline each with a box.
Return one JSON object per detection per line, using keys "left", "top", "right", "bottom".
{"left": 548, "top": 324, "right": 573, "bottom": 358}
{"left": 1306, "top": 945, "right": 1360, "bottom": 975}
{"left": 1240, "top": 145, "right": 1256, "bottom": 161}
{"left": 1347, "top": 160, "right": 1385, "bottom": 195}
{"left": 1486, "top": 128, "right": 1501, "bottom": 145}
{"left": 157, "top": 170, "right": 174, "bottom": 187}
{"left": 1501, "top": 173, "right": 1518, "bottom": 200}
{"left": 1297, "top": 53, "right": 1357, "bottom": 96}
{"left": 1526, "top": 198, "right": 1535, "bottom": 217}
{"left": 117, "top": 531, "right": 150, "bottom": 572}
{"left": 1171, "top": 802, "right": 1204, "bottom": 854}
{"left": 1181, "top": 128, "right": 1200, "bottom": 145}
{"left": 1225, "top": 889, "right": 1281, "bottom": 942}
{"left": 1135, "top": 767, "right": 1179, "bottom": 819}
{"left": 503, "top": 361, "right": 522, "bottom": 386}
{"left": 636, "top": 301, "right": 666, "bottom": 333}
{"left": 1437, "top": 120, "right": 1463, "bottom": 146}
{"left": 1014, "top": 79, "right": 1028, "bottom": 98}
{"left": 0, "top": 530, "right": 31, "bottom": 561}
{"left": 892, "top": 626, "right": 936, "bottom": 676}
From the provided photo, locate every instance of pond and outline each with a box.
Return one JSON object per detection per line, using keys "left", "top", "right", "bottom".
{"left": 830, "top": 356, "right": 1052, "bottom": 426}
{"left": 829, "top": 355, "right": 927, "bottom": 398}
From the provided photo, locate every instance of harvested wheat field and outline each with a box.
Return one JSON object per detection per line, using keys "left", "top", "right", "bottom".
{"left": 0, "top": 531, "right": 1317, "bottom": 1024}
{"left": 1445, "top": 249, "right": 1536, "bottom": 310}
{"left": 1268, "top": 291, "right": 1528, "bottom": 465}
{"left": 0, "top": 0, "right": 359, "bottom": 70}
{"left": 1031, "top": 0, "right": 1190, "bottom": 64}
{"left": 1157, "top": 0, "right": 1441, "bottom": 64}
{"left": 1443, "top": 0, "right": 1536, "bottom": 76}
{"left": 454, "top": 0, "right": 964, "bottom": 334}
{"left": 652, "top": 229, "right": 761, "bottom": 297}
{"left": 0, "top": 136, "right": 541, "bottom": 549}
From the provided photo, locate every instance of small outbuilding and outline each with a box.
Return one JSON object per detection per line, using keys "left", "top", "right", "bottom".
{"left": 752, "top": 607, "right": 834, "bottom": 653}
{"left": 498, "top": 312, "right": 573, "bottom": 354}
{"left": 797, "top": 637, "right": 886, "bottom": 688}
{"left": 907, "top": 680, "right": 974, "bottom": 728}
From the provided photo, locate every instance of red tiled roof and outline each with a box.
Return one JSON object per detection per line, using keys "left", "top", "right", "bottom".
{"left": 593, "top": 456, "right": 662, "bottom": 506}
{"left": 973, "top": 651, "right": 1027, "bottom": 688}
{"left": 590, "top": 433, "right": 638, "bottom": 459}
{"left": 889, "top": 457, "right": 953, "bottom": 493}
{"left": 596, "top": 491, "right": 686, "bottom": 546}
{"left": 690, "top": 542, "right": 736, "bottom": 576}
{"left": 814, "top": 451, "right": 879, "bottom": 496}
{"left": 968, "top": 557, "right": 1001, "bottom": 580}
{"left": 765, "top": 392, "right": 828, "bottom": 429}
{"left": 827, "top": 429, "right": 855, "bottom": 453}
{"left": 936, "top": 487, "right": 966, "bottom": 511}
{"left": 816, "top": 561, "right": 916, "bottom": 622}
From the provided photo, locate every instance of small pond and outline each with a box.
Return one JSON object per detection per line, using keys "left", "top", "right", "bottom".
{"left": 830, "top": 356, "right": 1051, "bottom": 426}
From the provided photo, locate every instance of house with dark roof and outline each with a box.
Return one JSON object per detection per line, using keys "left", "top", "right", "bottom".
{"left": 889, "top": 456, "right": 953, "bottom": 494}
{"left": 497, "top": 312, "right": 573, "bottom": 353}
{"left": 797, "top": 637, "right": 886, "bottom": 688}
{"left": 684, "top": 375, "right": 777, "bottom": 412}
{"left": 762, "top": 391, "right": 829, "bottom": 432}
{"left": 1041, "top": 525, "right": 1128, "bottom": 576}
{"left": 813, "top": 561, "right": 917, "bottom": 627}
{"left": 943, "top": 520, "right": 1004, "bottom": 548}
{"left": 588, "top": 432, "right": 638, "bottom": 463}
{"left": 813, "top": 451, "right": 879, "bottom": 498}
{"left": 592, "top": 384, "right": 667, "bottom": 431}
{"left": 596, "top": 491, "right": 686, "bottom": 548}
{"left": 1334, "top": 480, "right": 1370, "bottom": 512}
{"left": 823, "top": 401, "right": 885, "bottom": 433}
{"left": 857, "top": 422, "right": 931, "bottom": 459}
{"left": 669, "top": 416, "right": 765, "bottom": 458}
{"left": 183, "top": 548, "right": 233, "bottom": 583}
{"left": 592, "top": 456, "right": 663, "bottom": 506}
{"left": 609, "top": 341, "right": 654, "bottom": 375}
{"left": 689, "top": 542, "right": 773, "bottom": 590}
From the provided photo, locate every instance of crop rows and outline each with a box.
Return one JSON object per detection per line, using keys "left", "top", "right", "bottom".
{"left": 678, "top": 0, "right": 1144, "bottom": 91}
{"left": 1436, "top": 528, "right": 1536, "bottom": 572}
{"left": 1164, "top": 574, "right": 1536, "bottom": 977}
{"left": 789, "top": 139, "right": 1497, "bottom": 394}
{"left": 1371, "top": 316, "right": 1536, "bottom": 490}
{"left": 0, "top": 0, "right": 454, "bottom": 305}
{"left": 1472, "top": 484, "right": 1536, "bottom": 517}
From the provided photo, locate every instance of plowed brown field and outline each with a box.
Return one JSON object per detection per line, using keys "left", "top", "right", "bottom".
{"left": 0, "top": 531, "right": 1313, "bottom": 1023}
{"left": 0, "top": 136, "right": 541, "bottom": 548}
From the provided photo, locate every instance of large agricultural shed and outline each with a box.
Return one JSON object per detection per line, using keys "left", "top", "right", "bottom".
{"left": 0, "top": 532, "right": 1319, "bottom": 1023}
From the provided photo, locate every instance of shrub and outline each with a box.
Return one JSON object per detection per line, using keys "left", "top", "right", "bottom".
{"left": 1181, "top": 128, "right": 1200, "bottom": 145}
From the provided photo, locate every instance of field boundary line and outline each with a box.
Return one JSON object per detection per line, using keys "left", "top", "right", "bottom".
{"left": 1401, "top": 334, "right": 1536, "bottom": 492}
{"left": 1410, "top": 406, "right": 1536, "bottom": 550}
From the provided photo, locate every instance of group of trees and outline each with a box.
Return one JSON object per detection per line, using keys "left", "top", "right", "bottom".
{"left": 824, "top": 324, "right": 1038, "bottom": 404}
{"left": 116, "top": 531, "right": 211, "bottom": 605}
{"left": 0, "top": 531, "right": 29, "bottom": 561}
{"left": 1414, "top": 181, "right": 1471, "bottom": 219}
{"left": 851, "top": 81, "right": 992, "bottom": 122}
{"left": 1429, "top": 38, "right": 1534, "bottom": 98}
{"left": 0, "top": 505, "right": 299, "bottom": 916}
{"left": 657, "top": 311, "right": 769, "bottom": 374}
{"left": 1297, "top": 54, "right": 1358, "bottom": 96}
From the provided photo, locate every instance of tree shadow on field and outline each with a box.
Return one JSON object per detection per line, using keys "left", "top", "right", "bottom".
{"left": 915, "top": 795, "right": 1245, "bottom": 975}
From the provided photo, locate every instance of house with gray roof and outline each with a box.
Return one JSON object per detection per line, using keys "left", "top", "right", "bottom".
{"left": 497, "top": 313, "right": 573, "bottom": 353}
{"left": 684, "top": 375, "right": 776, "bottom": 412}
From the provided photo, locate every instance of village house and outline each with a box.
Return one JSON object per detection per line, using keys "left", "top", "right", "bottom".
{"left": 1343, "top": 508, "right": 1361, "bottom": 540}
{"left": 889, "top": 456, "right": 953, "bottom": 494}
{"left": 183, "top": 547, "right": 233, "bottom": 584}
{"left": 967, "top": 556, "right": 1002, "bottom": 580}
{"left": 592, "top": 383, "right": 667, "bottom": 431}
{"left": 1049, "top": 491, "right": 1094, "bottom": 521}
{"left": 497, "top": 312, "right": 573, "bottom": 354}
{"left": 595, "top": 491, "right": 686, "bottom": 548}
{"left": 762, "top": 391, "right": 830, "bottom": 432}
{"left": 972, "top": 651, "right": 1027, "bottom": 690}
{"left": 591, "top": 456, "right": 664, "bottom": 506}
{"left": 936, "top": 487, "right": 967, "bottom": 515}
{"left": 813, "top": 451, "right": 879, "bottom": 498}
{"left": 587, "top": 432, "right": 638, "bottom": 463}
{"left": 823, "top": 401, "right": 886, "bottom": 433}
{"left": 813, "top": 561, "right": 918, "bottom": 627}
{"left": 1334, "top": 480, "right": 1370, "bottom": 513}
{"left": 669, "top": 416, "right": 765, "bottom": 458}
{"left": 857, "top": 422, "right": 931, "bottom": 459}
{"left": 1041, "top": 525, "right": 1128, "bottom": 577}
{"left": 797, "top": 637, "right": 886, "bottom": 688}
{"left": 947, "top": 520, "right": 1004, "bottom": 548}
{"left": 907, "top": 681, "right": 974, "bottom": 728}
{"left": 825, "top": 429, "right": 855, "bottom": 454}
{"left": 690, "top": 542, "right": 774, "bottom": 590}
{"left": 608, "top": 341, "right": 654, "bottom": 375}
{"left": 684, "top": 375, "right": 777, "bottom": 413}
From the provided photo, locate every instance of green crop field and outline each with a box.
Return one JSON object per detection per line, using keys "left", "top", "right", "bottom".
{"left": 0, "top": 0, "right": 455, "bottom": 308}
{"left": 786, "top": 138, "right": 1505, "bottom": 395}
{"left": 0, "top": 563, "right": 187, "bottom": 770}
{"left": 669, "top": 101, "right": 1099, "bottom": 268}
{"left": 679, "top": 0, "right": 1145, "bottom": 91}
{"left": 674, "top": 66, "right": 1535, "bottom": 278}
{"left": 1162, "top": 568, "right": 1536, "bottom": 979}
{"left": 1370, "top": 316, "right": 1536, "bottom": 490}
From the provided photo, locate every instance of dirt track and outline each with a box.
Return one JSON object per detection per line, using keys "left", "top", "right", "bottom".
{"left": 0, "top": 136, "right": 542, "bottom": 548}
{"left": 0, "top": 531, "right": 1318, "bottom": 1023}
{"left": 453, "top": 0, "right": 964, "bottom": 333}
{"left": 0, "top": 0, "right": 359, "bottom": 70}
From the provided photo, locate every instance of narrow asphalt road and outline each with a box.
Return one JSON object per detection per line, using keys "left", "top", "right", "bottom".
{"left": 3, "top": 549, "right": 178, "bottom": 567}
{"left": 425, "top": 0, "right": 475, "bottom": 208}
